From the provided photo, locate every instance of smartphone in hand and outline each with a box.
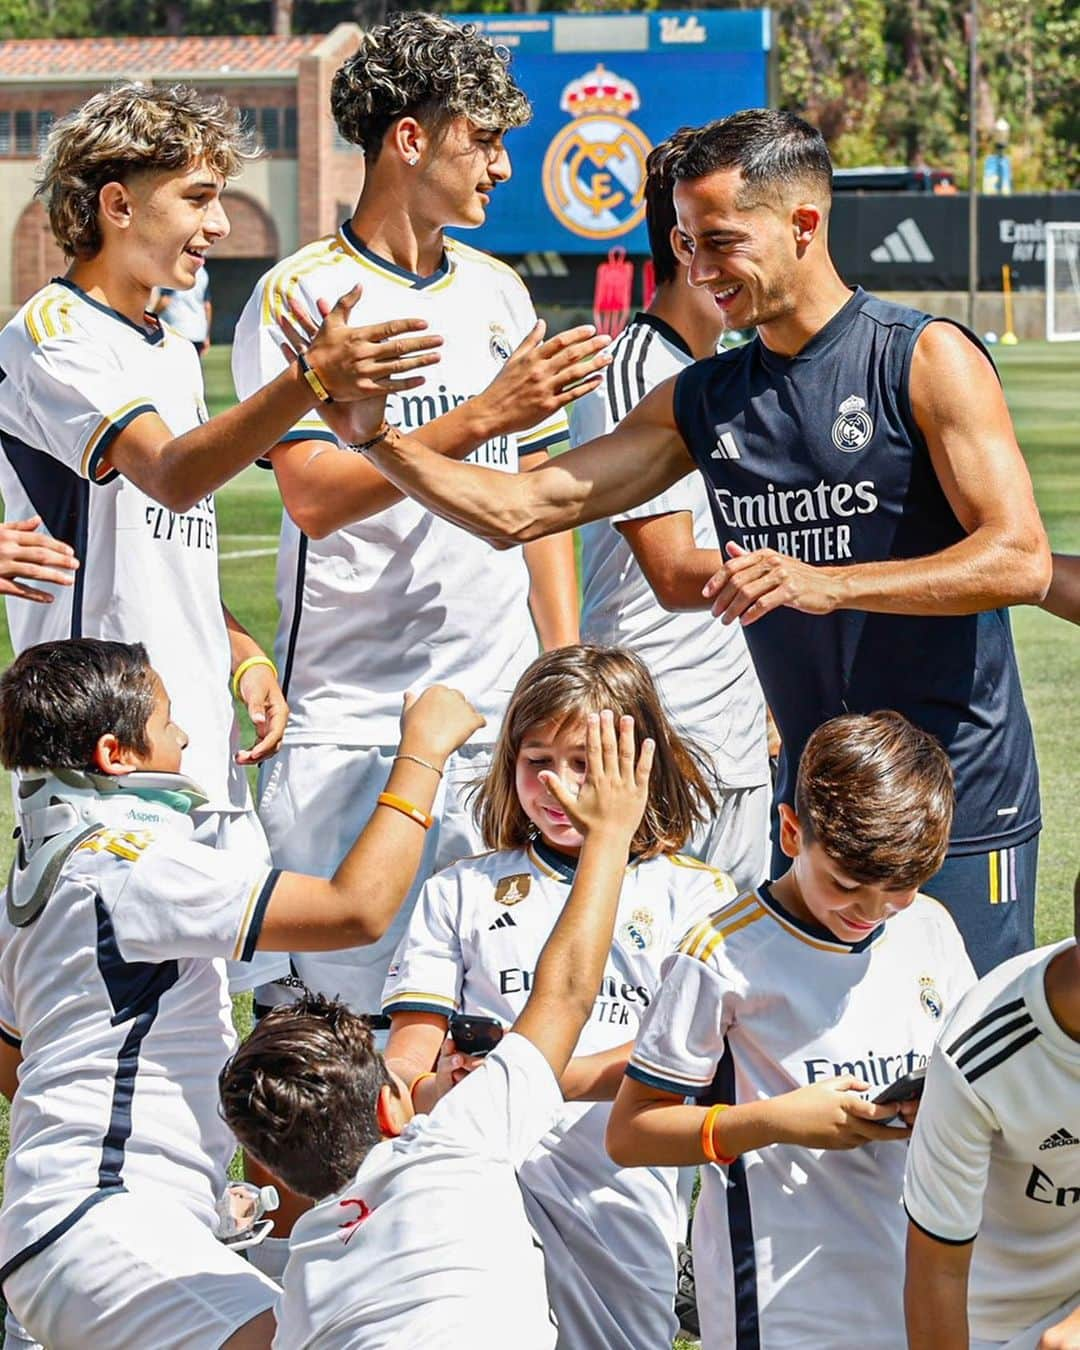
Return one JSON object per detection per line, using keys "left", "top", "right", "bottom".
{"left": 448, "top": 1013, "right": 505, "bottom": 1058}
{"left": 873, "top": 1067, "right": 927, "bottom": 1106}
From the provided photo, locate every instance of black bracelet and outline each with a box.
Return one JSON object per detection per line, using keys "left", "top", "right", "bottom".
{"left": 344, "top": 423, "right": 392, "bottom": 454}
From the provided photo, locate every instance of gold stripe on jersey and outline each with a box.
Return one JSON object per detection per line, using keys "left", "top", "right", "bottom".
{"left": 0, "top": 1014, "right": 21, "bottom": 1041}
{"left": 755, "top": 892, "right": 878, "bottom": 953}
{"left": 80, "top": 398, "right": 153, "bottom": 478}
{"left": 671, "top": 853, "right": 739, "bottom": 901}
{"left": 23, "top": 283, "right": 70, "bottom": 344}
{"left": 260, "top": 236, "right": 344, "bottom": 329}
{"left": 231, "top": 873, "right": 268, "bottom": 961}
{"left": 629, "top": 1049, "right": 712, "bottom": 1091}
{"left": 526, "top": 842, "right": 568, "bottom": 882}
{"left": 679, "top": 891, "right": 763, "bottom": 962}
{"left": 444, "top": 237, "right": 526, "bottom": 285}
{"left": 381, "top": 989, "right": 456, "bottom": 1012}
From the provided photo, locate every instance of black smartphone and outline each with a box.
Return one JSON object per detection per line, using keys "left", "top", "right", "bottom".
{"left": 448, "top": 1013, "right": 505, "bottom": 1058}
{"left": 873, "top": 1067, "right": 927, "bottom": 1106}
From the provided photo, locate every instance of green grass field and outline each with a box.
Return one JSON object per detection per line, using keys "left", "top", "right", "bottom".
{"left": 0, "top": 342, "right": 1074, "bottom": 1348}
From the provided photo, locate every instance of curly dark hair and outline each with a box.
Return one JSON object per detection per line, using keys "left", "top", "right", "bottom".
{"left": 331, "top": 12, "right": 530, "bottom": 160}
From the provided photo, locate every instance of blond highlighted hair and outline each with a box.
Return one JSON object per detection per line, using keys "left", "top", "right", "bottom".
{"left": 36, "top": 83, "right": 256, "bottom": 259}
{"left": 473, "top": 645, "right": 717, "bottom": 862}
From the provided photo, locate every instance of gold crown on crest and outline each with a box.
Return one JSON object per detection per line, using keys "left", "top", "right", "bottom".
{"left": 560, "top": 64, "right": 641, "bottom": 118}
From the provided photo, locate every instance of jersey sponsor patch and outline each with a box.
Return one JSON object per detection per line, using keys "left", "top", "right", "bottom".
{"left": 494, "top": 874, "right": 530, "bottom": 907}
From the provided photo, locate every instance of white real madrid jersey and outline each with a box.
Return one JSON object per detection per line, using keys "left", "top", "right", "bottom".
{"left": 0, "top": 279, "right": 246, "bottom": 810}
{"left": 572, "top": 314, "right": 768, "bottom": 788}
{"left": 233, "top": 225, "right": 568, "bottom": 746}
{"left": 383, "top": 841, "right": 736, "bottom": 1350}
{"left": 0, "top": 784, "right": 278, "bottom": 1285}
{"left": 904, "top": 941, "right": 1080, "bottom": 1344}
{"left": 276, "top": 1033, "right": 560, "bottom": 1350}
{"left": 628, "top": 884, "right": 975, "bottom": 1350}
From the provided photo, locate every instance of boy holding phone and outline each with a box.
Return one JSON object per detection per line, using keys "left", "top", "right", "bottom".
{"left": 607, "top": 711, "right": 976, "bottom": 1349}
{"left": 904, "top": 876, "right": 1080, "bottom": 1350}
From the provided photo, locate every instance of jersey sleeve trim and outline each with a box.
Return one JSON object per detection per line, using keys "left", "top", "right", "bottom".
{"left": 903, "top": 1201, "right": 977, "bottom": 1247}
{"left": 233, "top": 867, "right": 281, "bottom": 963}
{"left": 278, "top": 423, "right": 337, "bottom": 446}
{"left": 382, "top": 991, "right": 457, "bottom": 1017}
{"left": 82, "top": 401, "right": 156, "bottom": 483}
{"left": 0, "top": 1017, "right": 21, "bottom": 1049}
{"left": 518, "top": 425, "right": 570, "bottom": 455}
{"left": 625, "top": 1061, "right": 707, "bottom": 1097}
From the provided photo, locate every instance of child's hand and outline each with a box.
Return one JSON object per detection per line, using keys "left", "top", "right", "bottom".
{"left": 399, "top": 687, "right": 486, "bottom": 768}
{"left": 540, "top": 710, "right": 654, "bottom": 844}
{"left": 434, "top": 1036, "right": 484, "bottom": 1100}
{"left": 767, "top": 1075, "right": 912, "bottom": 1149}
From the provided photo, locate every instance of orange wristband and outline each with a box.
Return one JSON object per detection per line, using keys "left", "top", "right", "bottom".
{"left": 376, "top": 792, "right": 433, "bottom": 830}
{"left": 410, "top": 1071, "right": 436, "bottom": 1104}
{"left": 701, "top": 1103, "right": 737, "bottom": 1166}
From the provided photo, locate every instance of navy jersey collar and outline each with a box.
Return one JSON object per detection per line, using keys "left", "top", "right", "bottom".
{"left": 339, "top": 220, "right": 452, "bottom": 290}
{"left": 53, "top": 277, "right": 164, "bottom": 345}
{"left": 757, "top": 879, "right": 885, "bottom": 953}
{"left": 756, "top": 286, "right": 866, "bottom": 371}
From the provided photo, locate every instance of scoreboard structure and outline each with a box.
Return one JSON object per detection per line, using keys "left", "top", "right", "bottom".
{"left": 448, "top": 10, "right": 775, "bottom": 259}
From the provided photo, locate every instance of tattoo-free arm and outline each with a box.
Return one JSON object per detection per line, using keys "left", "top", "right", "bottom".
{"left": 618, "top": 510, "right": 719, "bottom": 611}
{"left": 1041, "top": 553, "right": 1080, "bottom": 625}
{"left": 904, "top": 1223, "right": 972, "bottom": 1350}
{"left": 522, "top": 447, "right": 580, "bottom": 646}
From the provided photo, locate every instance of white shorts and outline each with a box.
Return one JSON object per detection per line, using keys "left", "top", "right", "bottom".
{"left": 973, "top": 1292, "right": 1080, "bottom": 1350}
{"left": 3, "top": 1190, "right": 278, "bottom": 1350}
{"left": 254, "top": 741, "right": 491, "bottom": 1014}
{"left": 687, "top": 780, "right": 771, "bottom": 895}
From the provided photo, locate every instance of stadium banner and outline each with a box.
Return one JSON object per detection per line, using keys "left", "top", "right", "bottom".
{"left": 828, "top": 193, "right": 1080, "bottom": 291}
{"left": 447, "top": 10, "right": 774, "bottom": 256}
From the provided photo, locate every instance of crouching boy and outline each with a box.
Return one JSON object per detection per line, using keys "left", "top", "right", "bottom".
{"left": 904, "top": 875, "right": 1080, "bottom": 1350}
{"left": 606, "top": 710, "right": 977, "bottom": 1349}
{"left": 0, "top": 638, "right": 482, "bottom": 1349}
{"left": 218, "top": 710, "right": 655, "bottom": 1350}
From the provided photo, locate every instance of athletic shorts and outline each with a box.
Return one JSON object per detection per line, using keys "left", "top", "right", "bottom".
{"left": 3, "top": 1190, "right": 278, "bottom": 1350}
{"left": 972, "top": 1291, "right": 1080, "bottom": 1349}
{"left": 254, "top": 741, "right": 491, "bottom": 1015}
{"left": 688, "top": 781, "right": 771, "bottom": 895}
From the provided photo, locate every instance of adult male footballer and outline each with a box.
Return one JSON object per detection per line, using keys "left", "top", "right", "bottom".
{"left": 341, "top": 109, "right": 1052, "bottom": 978}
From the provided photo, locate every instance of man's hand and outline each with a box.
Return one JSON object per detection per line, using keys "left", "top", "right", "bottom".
{"left": 235, "top": 662, "right": 289, "bottom": 765}
{"left": 468, "top": 321, "right": 612, "bottom": 437}
{"left": 765, "top": 1076, "right": 911, "bottom": 1149}
{"left": 0, "top": 516, "right": 79, "bottom": 603}
{"left": 703, "top": 541, "right": 845, "bottom": 625}
{"left": 1040, "top": 1305, "right": 1080, "bottom": 1350}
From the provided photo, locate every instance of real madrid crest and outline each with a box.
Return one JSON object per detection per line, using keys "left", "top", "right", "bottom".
{"left": 495, "top": 874, "right": 531, "bottom": 907}
{"left": 619, "top": 906, "right": 655, "bottom": 953}
{"left": 919, "top": 974, "right": 944, "bottom": 1020}
{"left": 489, "top": 323, "right": 513, "bottom": 363}
{"left": 542, "top": 64, "right": 652, "bottom": 241}
{"left": 831, "top": 394, "right": 874, "bottom": 452}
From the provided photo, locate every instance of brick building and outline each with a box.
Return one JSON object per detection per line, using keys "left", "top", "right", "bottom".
{"left": 0, "top": 28, "right": 366, "bottom": 334}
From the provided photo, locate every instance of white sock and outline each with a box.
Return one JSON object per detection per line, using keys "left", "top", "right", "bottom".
{"left": 246, "top": 1233, "right": 291, "bottom": 1283}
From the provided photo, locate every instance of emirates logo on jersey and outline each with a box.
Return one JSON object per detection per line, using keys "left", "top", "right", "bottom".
{"left": 831, "top": 394, "right": 874, "bottom": 452}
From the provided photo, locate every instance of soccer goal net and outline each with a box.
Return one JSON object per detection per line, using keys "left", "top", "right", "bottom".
{"left": 1046, "top": 223, "right": 1080, "bottom": 342}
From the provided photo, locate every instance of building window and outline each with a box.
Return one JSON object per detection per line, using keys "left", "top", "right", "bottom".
{"left": 0, "top": 113, "right": 10, "bottom": 155}
{"left": 239, "top": 106, "right": 257, "bottom": 135}
{"left": 283, "top": 106, "right": 297, "bottom": 152}
{"left": 14, "top": 110, "right": 33, "bottom": 154}
{"left": 37, "top": 110, "right": 54, "bottom": 150}
{"left": 259, "top": 107, "right": 280, "bottom": 152}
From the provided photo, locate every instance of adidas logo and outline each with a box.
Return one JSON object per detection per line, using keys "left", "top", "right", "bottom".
{"left": 712, "top": 429, "right": 741, "bottom": 460}
{"left": 1039, "top": 1127, "right": 1079, "bottom": 1151}
{"left": 870, "top": 218, "right": 935, "bottom": 264}
{"left": 488, "top": 912, "right": 517, "bottom": 932}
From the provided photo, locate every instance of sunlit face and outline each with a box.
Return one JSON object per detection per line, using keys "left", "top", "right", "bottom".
{"left": 515, "top": 716, "right": 589, "bottom": 855}
{"left": 122, "top": 159, "right": 229, "bottom": 292}
{"left": 777, "top": 804, "right": 918, "bottom": 943}
{"left": 672, "top": 168, "right": 802, "bottom": 331}
{"left": 413, "top": 115, "right": 512, "bottom": 229}
{"left": 134, "top": 671, "right": 189, "bottom": 774}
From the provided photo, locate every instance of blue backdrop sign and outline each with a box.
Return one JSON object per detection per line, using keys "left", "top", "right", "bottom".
{"left": 448, "top": 11, "right": 774, "bottom": 255}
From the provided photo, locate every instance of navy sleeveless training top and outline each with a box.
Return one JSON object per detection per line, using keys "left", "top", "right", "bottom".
{"left": 673, "top": 288, "right": 1040, "bottom": 855}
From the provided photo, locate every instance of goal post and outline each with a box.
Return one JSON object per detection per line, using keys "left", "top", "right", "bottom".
{"left": 1046, "top": 223, "right": 1080, "bottom": 342}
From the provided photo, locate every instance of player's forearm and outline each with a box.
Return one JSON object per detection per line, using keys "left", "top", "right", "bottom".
{"left": 829, "top": 524, "right": 1051, "bottom": 614}
{"left": 222, "top": 605, "right": 266, "bottom": 671}
{"left": 1040, "top": 553, "right": 1080, "bottom": 625}
{"left": 525, "top": 531, "right": 580, "bottom": 648}
{"left": 904, "top": 1224, "right": 972, "bottom": 1349}
{"left": 561, "top": 1043, "right": 631, "bottom": 1102}
{"left": 642, "top": 547, "right": 723, "bottom": 611}
{"left": 607, "top": 1091, "right": 779, "bottom": 1167}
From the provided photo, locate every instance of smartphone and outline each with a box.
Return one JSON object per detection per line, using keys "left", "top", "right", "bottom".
{"left": 448, "top": 1013, "right": 505, "bottom": 1058}
{"left": 873, "top": 1067, "right": 927, "bottom": 1106}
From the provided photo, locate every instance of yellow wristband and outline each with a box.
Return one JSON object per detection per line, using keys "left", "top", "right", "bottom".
{"left": 297, "top": 351, "right": 333, "bottom": 404}
{"left": 376, "top": 792, "right": 434, "bottom": 830}
{"left": 701, "top": 1103, "right": 737, "bottom": 1166}
{"left": 410, "top": 1071, "right": 436, "bottom": 1104}
{"left": 232, "top": 655, "right": 278, "bottom": 700}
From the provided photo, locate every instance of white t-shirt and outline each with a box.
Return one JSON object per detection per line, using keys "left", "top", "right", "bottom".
{"left": 0, "top": 279, "right": 246, "bottom": 810}
{"left": 572, "top": 314, "right": 768, "bottom": 787}
{"left": 232, "top": 224, "right": 568, "bottom": 746}
{"left": 904, "top": 941, "right": 1080, "bottom": 1344}
{"left": 628, "top": 884, "right": 976, "bottom": 1349}
{"left": 276, "top": 1032, "right": 561, "bottom": 1350}
{"left": 0, "top": 779, "right": 278, "bottom": 1284}
{"left": 383, "top": 842, "right": 736, "bottom": 1348}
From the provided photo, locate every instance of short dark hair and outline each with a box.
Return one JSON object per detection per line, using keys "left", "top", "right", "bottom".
{"left": 331, "top": 12, "right": 530, "bottom": 160}
{"left": 668, "top": 108, "right": 833, "bottom": 209}
{"left": 0, "top": 639, "right": 155, "bottom": 771}
{"left": 219, "top": 995, "right": 397, "bottom": 1201}
{"left": 645, "top": 129, "right": 696, "bottom": 287}
{"left": 794, "top": 711, "right": 954, "bottom": 890}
